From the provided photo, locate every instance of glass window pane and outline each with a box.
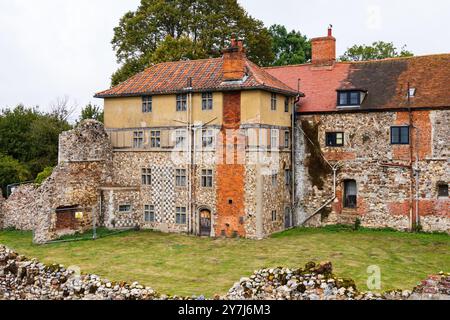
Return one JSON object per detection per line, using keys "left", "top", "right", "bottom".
{"left": 350, "top": 92, "right": 360, "bottom": 105}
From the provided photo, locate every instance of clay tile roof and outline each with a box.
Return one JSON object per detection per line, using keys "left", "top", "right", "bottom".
{"left": 95, "top": 57, "right": 299, "bottom": 98}
{"left": 265, "top": 54, "right": 450, "bottom": 113}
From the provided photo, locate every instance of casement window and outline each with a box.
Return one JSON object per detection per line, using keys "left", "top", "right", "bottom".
{"left": 202, "top": 129, "right": 215, "bottom": 148}
{"left": 285, "top": 169, "right": 291, "bottom": 186}
{"left": 271, "top": 93, "right": 277, "bottom": 111}
{"left": 391, "top": 126, "right": 410, "bottom": 145}
{"left": 176, "top": 94, "right": 187, "bottom": 111}
{"left": 175, "top": 129, "right": 187, "bottom": 148}
{"left": 344, "top": 180, "right": 357, "bottom": 209}
{"left": 118, "top": 205, "right": 131, "bottom": 213}
{"left": 144, "top": 205, "right": 155, "bottom": 222}
{"left": 326, "top": 132, "right": 344, "bottom": 147}
{"left": 151, "top": 131, "right": 161, "bottom": 148}
{"left": 142, "top": 96, "right": 152, "bottom": 113}
{"left": 201, "top": 169, "right": 213, "bottom": 188}
{"left": 271, "top": 210, "right": 277, "bottom": 222}
{"left": 133, "top": 131, "right": 144, "bottom": 149}
{"left": 284, "top": 130, "right": 290, "bottom": 148}
{"left": 141, "top": 168, "right": 152, "bottom": 185}
{"left": 175, "top": 207, "right": 187, "bottom": 224}
{"left": 337, "top": 91, "right": 361, "bottom": 106}
{"left": 438, "top": 184, "right": 449, "bottom": 198}
{"left": 175, "top": 169, "right": 187, "bottom": 187}
{"left": 271, "top": 172, "right": 278, "bottom": 187}
{"left": 202, "top": 92, "right": 213, "bottom": 110}
{"left": 284, "top": 97, "right": 290, "bottom": 113}
{"left": 271, "top": 129, "right": 279, "bottom": 148}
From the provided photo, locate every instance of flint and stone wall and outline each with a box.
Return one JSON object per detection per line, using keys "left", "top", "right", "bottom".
{"left": 295, "top": 109, "right": 449, "bottom": 233}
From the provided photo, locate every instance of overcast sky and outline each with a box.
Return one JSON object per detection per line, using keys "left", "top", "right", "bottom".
{"left": 0, "top": 0, "right": 449, "bottom": 122}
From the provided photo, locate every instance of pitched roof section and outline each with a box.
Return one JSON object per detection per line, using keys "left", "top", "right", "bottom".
{"left": 265, "top": 54, "right": 450, "bottom": 113}
{"left": 95, "top": 57, "right": 299, "bottom": 98}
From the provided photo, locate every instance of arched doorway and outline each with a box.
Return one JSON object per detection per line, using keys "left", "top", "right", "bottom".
{"left": 199, "top": 208, "right": 212, "bottom": 237}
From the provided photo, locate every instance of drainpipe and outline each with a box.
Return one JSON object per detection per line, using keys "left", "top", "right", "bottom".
{"left": 407, "top": 82, "right": 415, "bottom": 231}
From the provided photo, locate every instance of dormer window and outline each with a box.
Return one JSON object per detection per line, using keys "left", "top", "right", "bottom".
{"left": 337, "top": 90, "right": 364, "bottom": 107}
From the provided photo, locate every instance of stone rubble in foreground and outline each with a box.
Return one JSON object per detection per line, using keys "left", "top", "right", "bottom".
{"left": 0, "top": 245, "right": 448, "bottom": 300}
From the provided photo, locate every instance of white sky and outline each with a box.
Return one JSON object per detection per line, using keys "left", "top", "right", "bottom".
{"left": 0, "top": 0, "right": 449, "bottom": 122}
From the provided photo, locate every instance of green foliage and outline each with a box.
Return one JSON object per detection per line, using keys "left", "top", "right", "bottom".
{"left": 269, "top": 24, "right": 311, "bottom": 66}
{"left": 0, "top": 153, "right": 31, "bottom": 197}
{"left": 34, "top": 166, "right": 54, "bottom": 186}
{"left": 340, "top": 41, "right": 414, "bottom": 62}
{"left": 354, "top": 218, "right": 362, "bottom": 231}
{"left": 79, "top": 103, "right": 104, "bottom": 123}
{"left": 110, "top": 0, "right": 274, "bottom": 85}
{"left": 0, "top": 105, "right": 71, "bottom": 194}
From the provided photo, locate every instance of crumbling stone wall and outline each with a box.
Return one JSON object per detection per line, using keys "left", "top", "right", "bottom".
{"left": 0, "top": 120, "right": 113, "bottom": 243}
{"left": 2, "top": 185, "right": 38, "bottom": 231}
{"left": 295, "top": 109, "right": 449, "bottom": 233}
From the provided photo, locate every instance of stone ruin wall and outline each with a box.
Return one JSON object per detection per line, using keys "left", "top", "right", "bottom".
{"left": 295, "top": 109, "right": 449, "bottom": 233}
{"left": 0, "top": 120, "right": 113, "bottom": 243}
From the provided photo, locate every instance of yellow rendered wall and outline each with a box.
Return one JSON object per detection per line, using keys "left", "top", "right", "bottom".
{"left": 104, "top": 93, "right": 223, "bottom": 129}
{"left": 241, "top": 91, "right": 292, "bottom": 127}
{"left": 103, "top": 91, "right": 291, "bottom": 129}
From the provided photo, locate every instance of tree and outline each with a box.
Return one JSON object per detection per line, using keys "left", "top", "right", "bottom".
{"left": 269, "top": 24, "right": 311, "bottom": 66}
{"left": 340, "top": 41, "right": 414, "bottom": 62}
{"left": 79, "top": 103, "right": 104, "bottom": 123}
{"left": 0, "top": 153, "right": 31, "bottom": 197}
{"left": 110, "top": 0, "right": 274, "bottom": 86}
{"left": 0, "top": 105, "right": 71, "bottom": 179}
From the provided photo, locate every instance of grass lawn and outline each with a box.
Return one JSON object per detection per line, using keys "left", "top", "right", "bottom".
{"left": 0, "top": 226, "right": 449, "bottom": 297}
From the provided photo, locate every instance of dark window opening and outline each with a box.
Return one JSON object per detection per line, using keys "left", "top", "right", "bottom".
{"left": 337, "top": 91, "right": 362, "bottom": 106}
{"left": 391, "top": 126, "right": 410, "bottom": 145}
{"left": 201, "top": 169, "right": 213, "bottom": 188}
{"left": 176, "top": 94, "right": 187, "bottom": 111}
{"left": 119, "top": 205, "right": 131, "bottom": 212}
{"left": 326, "top": 132, "right": 344, "bottom": 147}
{"left": 284, "top": 97, "right": 289, "bottom": 113}
{"left": 271, "top": 93, "right": 277, "bottom": 111}
{"left": 438, "top": 184, "right": 449, "bottom": 198}
{"left": 142, "top": 96, "right": 152, "bottom": 113}
{"left": 344, "top": 180, "right": 357, "bottom": 209}
{"left": 175, "top": 207, "right": 187, "bottom": 224}
{"left": 141, "top": 168, "right": 152, "bottom": 185}
{"left": 202, "top": 92, "right": 213, "bottom": 110}
{"left": 271, "top": 210, "right": 277, "bottom": 222}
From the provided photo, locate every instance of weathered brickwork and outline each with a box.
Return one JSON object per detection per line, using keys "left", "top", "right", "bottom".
{"left": 295, "top": 109, "right": 449, "bottom": 232}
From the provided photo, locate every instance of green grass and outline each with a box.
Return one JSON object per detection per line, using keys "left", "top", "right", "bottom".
{"left": 0, "top": 226, "right": 448, "bottom": 297}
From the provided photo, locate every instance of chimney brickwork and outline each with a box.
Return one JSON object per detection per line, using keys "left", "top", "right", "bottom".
{"left": 311, "top": 27, "right": 336, "bottom": 66}
{"left": 222, "top": 39, "right": 246, "bottom": 81}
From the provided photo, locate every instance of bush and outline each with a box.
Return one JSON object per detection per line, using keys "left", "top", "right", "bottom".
{"left": 34, "top": 166, "right": 54, "bottom": 185}
{"left": 0, "top": 153, "right": 31, "bottom": 197}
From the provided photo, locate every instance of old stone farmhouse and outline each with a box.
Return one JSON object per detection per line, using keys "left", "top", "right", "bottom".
{"left": 0, "top": 28, "right": 448, "bottom": 243}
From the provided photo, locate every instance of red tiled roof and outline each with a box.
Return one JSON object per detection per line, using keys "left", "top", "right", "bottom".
{"left": 265, "top": 54, "right": 450, "bottom": 113}
{"left": 95, "top": 57, "right": 299, "bottom": 98}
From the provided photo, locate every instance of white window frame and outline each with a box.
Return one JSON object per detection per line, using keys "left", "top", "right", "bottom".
{"left": 133, "top": 131, "right": 144, "bottom": 149}
{"left": 141, "top": 168, "right": 152, "bottom": 185}
{"left": 175, "top": 169, "right": 187, "bottom": 187}
{"left": 271, "top": 93, "right": 277, "bottom": 111}
{"left": 271, "top": 129, "right": 279, "bottom": 149}
{"left": 201, "top": 169, "right": 213, "bottom": 188}
{"left": 144, "top": 205, "right": 155, "bottom": 222}
{"left": 175, "top": 129, "right": 187, "bottom": 148}
{"left": 151, "top": 130, "right": 161, "bottom": 148}
{"left": 175, "top": 207, "right": 187, "bottom": 225}
{"left": 202, "top": 129, "right": 215, "bottom": 149}
{"left": 142, "top": 96, "right": 152, "bottom": 113}
{"left": 202, "top": 92, "right": 213, "bottom": 110}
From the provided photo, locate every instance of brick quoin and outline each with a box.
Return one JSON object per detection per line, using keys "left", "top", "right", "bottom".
{"left": 216, "top": 91, "right": 246, "bottom": 237}
{"left": 393, "top": 111, "right": 432, "bottom": 161}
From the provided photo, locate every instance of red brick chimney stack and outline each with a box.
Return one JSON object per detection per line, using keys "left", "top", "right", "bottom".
{"left": 223, "top": 37, "right": 246, "bottom": 81}
{"left": 311, "top": 26, "right": 336, "bottom": 66}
